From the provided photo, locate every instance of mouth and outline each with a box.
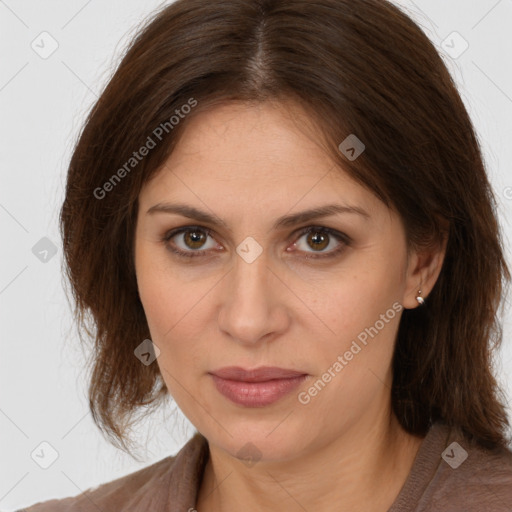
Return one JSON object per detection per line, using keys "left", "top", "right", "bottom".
{"left": 209, "top": 366, "right": 308, "bottom": 407}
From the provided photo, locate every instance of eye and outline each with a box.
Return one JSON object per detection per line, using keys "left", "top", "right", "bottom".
{"left": 162, "top": 226, "right": 220, "bottom": 258}
{"left": 290, "top": 226, "right": 350, "bottom": 259}
{"left": 161, "top": 225, "right": 351, "bottom": 260}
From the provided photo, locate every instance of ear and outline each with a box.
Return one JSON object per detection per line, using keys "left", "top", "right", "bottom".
{"left": 402, "top": 230, "right": 449, "bottom": 310}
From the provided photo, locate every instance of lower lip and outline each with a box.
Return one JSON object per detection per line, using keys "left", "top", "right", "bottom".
{"left": 210, "top": 374, "right": 307, "bottom": 407}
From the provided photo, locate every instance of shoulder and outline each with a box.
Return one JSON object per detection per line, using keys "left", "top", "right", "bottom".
{"left": 15, "top": 455, "right": 174, "bottom": 512}
{"left": 424, "top": 423, "right": 512, "bottom": 511}
{"left": 14, "top": 432, "right": 208, "bottom": 512}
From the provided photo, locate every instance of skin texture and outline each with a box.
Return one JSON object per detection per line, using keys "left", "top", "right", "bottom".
{"left": 134, "top": 100, "right": 447, "bottom": 512}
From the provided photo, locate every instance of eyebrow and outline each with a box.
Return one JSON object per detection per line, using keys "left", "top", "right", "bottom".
{"left": 146, "top": 202, "right": 370, "bottom": 231}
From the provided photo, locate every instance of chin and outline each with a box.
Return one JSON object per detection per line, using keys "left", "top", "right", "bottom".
{"left": 203, "top": 415, "right": 312, "bottom": 463}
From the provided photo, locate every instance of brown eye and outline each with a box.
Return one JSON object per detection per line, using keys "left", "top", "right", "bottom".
{"left": 183, "top": 229, "right": 208, "bottom": 249}
{"left": 305, "top": 231, "right": 330, "bottom": 251}
{"left": 291, "top": 227, "right": 350, "bottom": 259}
{"left": 162, "top": 225, "right": 350, "bottom": 261}
{"left": 163, "top": 226, "right": 219, "bottom": 258}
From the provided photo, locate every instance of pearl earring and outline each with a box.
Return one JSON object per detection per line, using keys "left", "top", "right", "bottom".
{"left": 416, "top": 289, "right": 425, "bottom": 305}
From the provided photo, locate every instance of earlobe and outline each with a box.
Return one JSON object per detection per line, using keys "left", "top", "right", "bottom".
{"left": 403, "top": 282, "right": 426, "bottom": 310}
{"left": 404, "top": 232, "right": 448, "bottom": 310}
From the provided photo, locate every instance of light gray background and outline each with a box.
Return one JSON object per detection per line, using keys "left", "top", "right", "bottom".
{"left": 1, "top": 0, "right": 511, "bottom": 509}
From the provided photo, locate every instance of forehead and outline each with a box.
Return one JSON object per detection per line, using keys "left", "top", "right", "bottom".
{"left": 138, "top": 101, "right": 383, "bottom": 222}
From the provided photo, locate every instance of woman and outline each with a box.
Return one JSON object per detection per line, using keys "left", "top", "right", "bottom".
{"left": 17, "top": 0, "right": 512, "bottom": 510}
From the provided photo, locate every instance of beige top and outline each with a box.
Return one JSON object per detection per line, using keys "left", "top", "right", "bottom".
{"left": 14, "top": 421, "right": 512, "bottom": 511}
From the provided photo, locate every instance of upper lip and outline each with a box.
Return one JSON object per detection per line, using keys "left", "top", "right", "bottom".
{"left": 210, "top": 366, "right": 306, "bottom": 382}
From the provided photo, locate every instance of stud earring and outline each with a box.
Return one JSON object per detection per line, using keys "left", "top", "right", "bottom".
{"left": 416, "top": 289, "right": 425, "bottom": 305}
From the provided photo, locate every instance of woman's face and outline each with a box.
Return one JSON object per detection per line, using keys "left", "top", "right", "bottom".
{"left": 134, "top": 100, "right": 424, "bottom": 461}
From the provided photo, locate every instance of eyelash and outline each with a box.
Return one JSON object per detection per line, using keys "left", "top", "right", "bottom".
{"left": 161, "top": 225, "right": 351, "bottom": 261}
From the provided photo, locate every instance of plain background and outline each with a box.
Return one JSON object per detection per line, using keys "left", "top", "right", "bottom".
{"left": 1, "top": 0, "right": 511, "bottom": 509}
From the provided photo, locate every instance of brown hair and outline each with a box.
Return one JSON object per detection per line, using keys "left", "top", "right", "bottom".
{"left": 60, "top": 0, "right": 511, "bottom": 455}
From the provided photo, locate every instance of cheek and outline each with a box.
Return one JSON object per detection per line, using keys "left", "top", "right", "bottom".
{"left": 137, "top": 273, "right": 201, "bottom": 399}
{"left": 299, "top": 276, "right": 403, "bottom": 413}
{"left": 311, "top": 264, "right": 401, "bottom": 332}
{"left": 135, "top": 244, "right": 180, "bottom": 347}
{"left": 305, "top": 257, "right": 405, "bottom": 379}
{"left": 135, "top": 247, "right": 212, "bottom": 378}
{"left": 136, "top": 265, "right": 170, "bottom": 337}
{"left": 136, "top": 239, "right": 187, "bottom": 331}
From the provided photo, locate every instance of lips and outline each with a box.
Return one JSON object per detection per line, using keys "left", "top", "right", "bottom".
{"left": 210, "top": 366, "right": 306, "bottom": 382}
{"left": 209, "top": 366, "right": 308, "bottom": 407}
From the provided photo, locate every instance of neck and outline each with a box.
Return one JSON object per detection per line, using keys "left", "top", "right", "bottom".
{"left": 196, "top": 409, "right": 424, "bottom": 512}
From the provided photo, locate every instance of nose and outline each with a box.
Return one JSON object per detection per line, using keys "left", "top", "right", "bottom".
{"left": 217, "top": 248, "right": 290, "bottom": 347}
